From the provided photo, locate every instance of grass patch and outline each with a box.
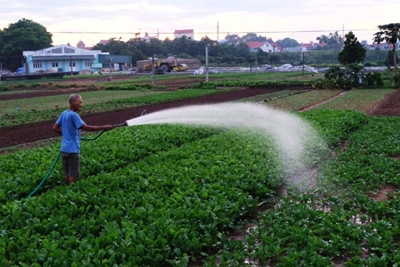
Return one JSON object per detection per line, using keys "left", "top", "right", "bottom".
{"left": 314, "top": 89, "right": 395, "bottom": 112}
{"left": 263, "top": 90, "right": 343, "bottom": 111}
{"left": 234, "top": 89, "right": 308, "bottom": 103}
{"left": 0, "top": 90, "right": 161, "bottom": 114}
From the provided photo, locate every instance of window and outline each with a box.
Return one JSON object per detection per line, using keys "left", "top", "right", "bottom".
{"left": 69, "top": 62, "right": 76, "bottom": 67}
{"left": 52, "top": 62, "right": 58, "bottom": 67}
{"left": 85, "top": 61, "right": 92, "bottom": 67}
{"left": 64, "top": 47, "right": 75, "bottom": 53}
{"left": 33, "top": 61, "right": 42, "bottom": 68}
{"left": 51, "top": 48, "right": 62, "bottom": 53}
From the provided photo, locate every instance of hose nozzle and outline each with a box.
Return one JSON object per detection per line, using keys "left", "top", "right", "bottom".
{"left": 112, "top": 121, "right": 127, "bottom": 128}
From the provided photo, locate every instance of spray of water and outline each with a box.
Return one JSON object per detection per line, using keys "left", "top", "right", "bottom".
{"left": 126, "top": 102, "right": 327, "bottom": 185}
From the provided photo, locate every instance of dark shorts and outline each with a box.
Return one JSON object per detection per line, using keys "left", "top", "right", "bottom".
{"left": 61, "top": 152, "right": 80, "bottom": 178}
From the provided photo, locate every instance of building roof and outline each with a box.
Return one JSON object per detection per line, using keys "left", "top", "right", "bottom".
{"left": 246, "top": 41, "right": 269, "bottom": 49}
{"left": 174, "top": 29, "right": 194, "bottom": 34}
{"left": 23, "top": 44, "right": 108, "bottom": 58}
{"left": 98, "top": 39, "right": 109, "bottom": 45}
{"left": 375, "top": 43, "right": 394, "bottom": 49}
{"left": 302, "top": 43, "right": 314, "bottom": 48}
{"left": 246, "top": 41, "right": 281, "bottom": 51}
{"left": 141, "top": 32, "right": 151, "bottom": 42}
{"left": 77, "top": 40, "right": 85, "bottom": 48}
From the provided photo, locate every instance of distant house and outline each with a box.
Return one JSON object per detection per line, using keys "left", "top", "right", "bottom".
{"left": 374, "top": 42, "right": 400, "bottom": 50}
{"left": 77, "top": 40, "right": 86, "bottom": 49}
{"left": 174, "top": 29, "right": 194, "bottom": 40}
{"left": 246, "top": 41, "right": 279, "bottom": 53}
{"left": 141, "top": 32, "right": 152, "bottom": 43}
{"left": 302, "top": 42, "right": 315, "bottom": 51}
{"left": 22, "top": 45, "right": 131, "bottom": 74}
{"left": 98, "top": 39, "right": 109, "bottom": 45}
{"left": 281, "top": 46, "right": 304, "bottom": 52}
{"left": 76, "top": 40, "right": 93, "bottom": 50}
{"left": 361, "top": 40, "right": 377, "bottom": 50}
{"left": 282, "top": 41, "right": 328, "bottom": 52}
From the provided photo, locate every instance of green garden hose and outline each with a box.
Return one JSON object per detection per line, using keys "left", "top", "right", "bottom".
{"left": 26, "top": 121, "right": 129, "bottom": 198}
{"left": 27, "top": 130, "right": 107, "bottom": 198}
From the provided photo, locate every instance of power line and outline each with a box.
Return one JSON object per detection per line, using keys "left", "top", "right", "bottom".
{"left": 51, "top": 29, "right": 377, "bottom": 35}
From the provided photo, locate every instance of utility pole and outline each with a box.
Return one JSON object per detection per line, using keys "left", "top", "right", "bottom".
{"left": 205, "top": 45, "right": 209, "bottom": 82}
{"left": 109, "top": 58, "right": 113, "bottom": 80}
{"left": 217, "top": 21, "right": 219, "bottom": 41}
{"left": 342, "top": 24, "right": 345, "bottom": 48}
{"left": 255, "top": 56, "right": 258, "bottom": 76}
{"left": 70, "top": 56, "right": 73, "bottom": 78}
{"left": 151, "top": 38, "right": 155, "bottom": 85}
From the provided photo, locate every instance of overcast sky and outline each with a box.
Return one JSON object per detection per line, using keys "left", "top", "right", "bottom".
{"left": 1, "top": 0, "right": 399, "bottom": 47}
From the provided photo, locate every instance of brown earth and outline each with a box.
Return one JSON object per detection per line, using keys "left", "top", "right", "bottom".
{"left": 367, "top": 89, "right": 400, "bottom": 116}
{"left": 1, "top": 75, "right": 400, "bottom": 150}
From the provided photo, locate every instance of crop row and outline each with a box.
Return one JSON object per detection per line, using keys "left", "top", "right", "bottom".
{"left": 205, "top": 113, "right": 400, "bottom": 266}
{"left": 0, "top": 109, "right": 372, "bottom": 266}
{"left": 0, "top": 125, "right": 221, "bottom": 202}
{"left": 196, "top": 80, "right": 312, "bottom": 89}
{"left": 0, "top": 89, "right": 225, "bottom": 127}
{"left": 1, "top": 126, "right": 288, "bottom": 266}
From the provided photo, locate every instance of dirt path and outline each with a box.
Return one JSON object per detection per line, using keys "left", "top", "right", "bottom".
{"left": 298, "top": 91, "right": 346, "bottom": 112}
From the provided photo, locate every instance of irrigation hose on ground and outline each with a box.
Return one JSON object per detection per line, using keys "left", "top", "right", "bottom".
{"left": 26, "top": 122, "right": 127, "bottom": 198}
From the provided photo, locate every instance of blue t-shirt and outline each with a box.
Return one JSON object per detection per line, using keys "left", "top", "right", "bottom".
{"left": 55, "top": 110, "right": 85, "bottom": 153}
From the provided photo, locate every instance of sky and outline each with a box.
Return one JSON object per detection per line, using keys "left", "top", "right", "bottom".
{"left": 1, "top": 0, "right": 399, "bottom": 48}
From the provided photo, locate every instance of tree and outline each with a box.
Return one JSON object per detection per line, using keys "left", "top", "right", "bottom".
{"left": 316, "top": 31, "right": 343, "bottom": 50}
{"left": 235, "top": 42, "right": 251, "bottom": 59}
{"left": 224, "top": 34, "right": 240, "bottom": 45}
{"left": 0, "top": 18, "right": 52, "bottom": 71}
{"left": 242, "top": 33, "right": 267, "bottom": 42}
{"left": 338, "top": 31, "right": 366, "bottom": 65}
{"left": 374, "top": 23, "right": 400, "bottom": 87}
{"left": 386, "top": 50, "right": 400, "bottom": 67}
{"left": 276, "top": 38, "right": 299, "bottom": 48}
{"left": 256, "top": 49, "right": 268, "bottom": 65}
{"left": 100, "top": 38, "right": 130, "bottom": 55}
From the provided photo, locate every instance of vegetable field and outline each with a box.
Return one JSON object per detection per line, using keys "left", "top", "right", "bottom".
{"left": 1, "top": 74, "right": 400, "bottom": 266}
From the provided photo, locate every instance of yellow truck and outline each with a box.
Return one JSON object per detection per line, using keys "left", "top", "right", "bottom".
{"left": 137, "top": 56, "right": 189, "bottom": 73}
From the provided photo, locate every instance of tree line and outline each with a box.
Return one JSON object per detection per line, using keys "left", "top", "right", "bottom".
{"left": 0, "top": 18, "right": 398, "bottom": 72}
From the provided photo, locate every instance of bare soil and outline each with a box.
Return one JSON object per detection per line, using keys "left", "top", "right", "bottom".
{"left": 367, "top": 89, "right": 400, "bottom": 116}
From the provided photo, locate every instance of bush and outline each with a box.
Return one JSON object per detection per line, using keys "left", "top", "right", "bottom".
{"left": 394, "top": 73, "right": 400, "bottom": 83}
{"left": 12, "top": 83, "right": 28, "bottom": 89}
{"left": 364, "top": 62, "right": 377, "bottom": 67}
{"left": 0, "top": 84, "right": 10, "bottom": 91}
{"left": 364, "top": 72, "right": 384, "bottom": 87}
{"left": 104, "top": 83, "right": 154, "bottom": 90}
{"left": 30, "top": 83, "right": 41, "bottom": 88}
{"left": 312, "top": 64, "right": 384, "bottom": 89}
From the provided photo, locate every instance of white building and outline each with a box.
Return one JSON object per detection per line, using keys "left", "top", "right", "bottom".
{"left": 246, "top": 42, "right": 280, "bottom": 53}
{"left": 23, "top": 44, "right": 109, "bottom": 74}
{"left": 174, "top": 29, "right": 194, "bottom": 40}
